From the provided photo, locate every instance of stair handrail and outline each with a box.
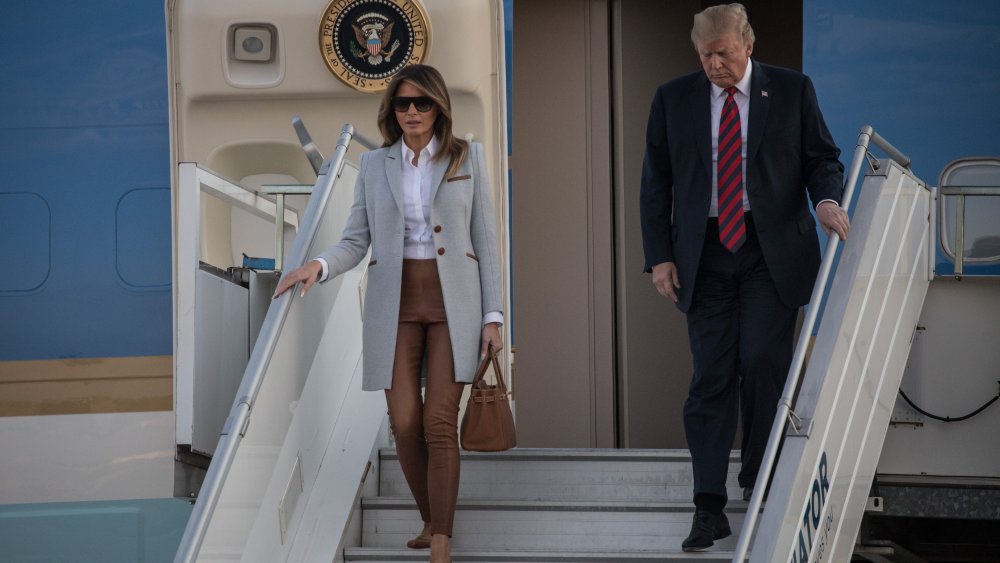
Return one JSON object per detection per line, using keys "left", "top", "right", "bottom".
{"left": 732, "top": 126, "right": 911, "bottom": 562}
{"left": 174, "top": 123, "right": 359, "bottom": 563}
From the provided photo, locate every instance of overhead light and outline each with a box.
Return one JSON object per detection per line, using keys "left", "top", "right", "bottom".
{"left": 233, "top": 25, "right": 274, "bottom": 62}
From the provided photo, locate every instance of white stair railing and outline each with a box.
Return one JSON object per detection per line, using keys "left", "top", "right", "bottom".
{"left": 175, "top": 163, "right": 300, "bottom": 454}
{"left": 735, "top": 127, "right": 933, "bottom": 562}
{"left": 174, "top": 124, "right": 361, "bottom": 563}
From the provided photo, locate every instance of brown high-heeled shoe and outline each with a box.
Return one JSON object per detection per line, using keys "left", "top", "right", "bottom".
{"left": 407, "top": 522, "right": 433, "bottom": 549}
{"left": 406, "top": 534, "right": 432, "bottom": 549}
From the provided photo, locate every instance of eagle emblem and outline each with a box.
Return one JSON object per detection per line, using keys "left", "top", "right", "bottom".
{"left": 352, "top": 13, "right": 400, "bottom": 66}
{"left": 319, "top": 0, "right": 431, "bottom": 93}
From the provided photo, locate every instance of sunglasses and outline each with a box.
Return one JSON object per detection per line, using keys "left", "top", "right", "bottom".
{"left": 391, "top": 96, "right": 435, "bottom": 113}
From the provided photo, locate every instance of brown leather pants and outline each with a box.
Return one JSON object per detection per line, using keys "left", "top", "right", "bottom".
{"left": 385, "top": 259, "right": 465, "bottom": 537}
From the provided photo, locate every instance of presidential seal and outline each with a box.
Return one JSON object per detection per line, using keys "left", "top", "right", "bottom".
{"left": 319, "top": 0, "right": 432, "bottom": 93}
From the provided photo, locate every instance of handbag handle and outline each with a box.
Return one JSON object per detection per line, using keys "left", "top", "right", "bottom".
{"left": 471, "top": 344, "right": 507, "bottom": 394}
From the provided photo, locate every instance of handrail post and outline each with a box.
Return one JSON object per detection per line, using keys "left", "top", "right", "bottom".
{"left": 275, "top": 193, "right": 285, "bottom": 271}
{"left": 928, "top": 186, "right": 938, "bottom": 281}
{"left": 173, "top": 124, "right": 358, "bottom": 563}
{"left": 732, "top": 125, "right": 910, "bottom": 561}
{"left": 955, "top": 194, "right": 966, "bottom": 279}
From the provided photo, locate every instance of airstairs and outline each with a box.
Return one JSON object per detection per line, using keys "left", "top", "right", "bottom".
{"left": 174, "top": 122, "right": 386, "bottom": 562}
{"left": 345, "top": 449, "right": 745, "bottom": 562}
{"left": 174, "top": 125, "right": 1000, "bottom": 562}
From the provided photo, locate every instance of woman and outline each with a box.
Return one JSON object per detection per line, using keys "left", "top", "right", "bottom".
{"left": 272, "top": 64, "right": 503, "bottom": 563}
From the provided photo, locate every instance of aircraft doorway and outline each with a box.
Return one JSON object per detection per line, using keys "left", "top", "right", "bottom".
{"left": 511, "top": 0, "right": 802, "bottom": 447}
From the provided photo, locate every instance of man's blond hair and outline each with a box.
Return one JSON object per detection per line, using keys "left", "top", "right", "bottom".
{"left": 691, "top": 3, "right": 755, "bottom": 48}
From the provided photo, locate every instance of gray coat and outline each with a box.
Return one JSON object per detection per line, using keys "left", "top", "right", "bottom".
{"left": 317, "top": 140, "right": 503, "bottom": 391}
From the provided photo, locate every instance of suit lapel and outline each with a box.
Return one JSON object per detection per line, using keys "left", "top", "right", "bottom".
{"left": 693, "top": 76, "right": 713, "bottom": 180}
{"left": 746, "top": 60, "right": 770, "bottom": 165}
{"left": 384, "top": 141, "right": 404, "bottom": 213}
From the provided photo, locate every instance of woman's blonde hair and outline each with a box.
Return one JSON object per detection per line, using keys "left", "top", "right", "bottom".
{"left": 377, "top": 64, "right": 469, "bottom": 178}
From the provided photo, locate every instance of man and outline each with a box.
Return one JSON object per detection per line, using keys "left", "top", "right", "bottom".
{"left": 639, "top": 3, "right": 850, "bottom": 552}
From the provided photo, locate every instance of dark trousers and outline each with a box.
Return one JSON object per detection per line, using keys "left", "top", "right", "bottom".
{"left": 384, "top": 259, "right": 465, "bottom": 536}
{"left": 684, "top": 215, "right": 797, "bottom": 506}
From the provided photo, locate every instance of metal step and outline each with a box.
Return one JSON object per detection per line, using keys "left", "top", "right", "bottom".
{"left": 343, "top": 547, "right": 738, "bottom": 562}
{"left": 356, "top": 448, "right": 753, "bottom": 561}
{"left": 360, "top": 497, "right": 749, "bottom": 552}
{"left": 378, "top": 448, "right": 744, "bottom": 502}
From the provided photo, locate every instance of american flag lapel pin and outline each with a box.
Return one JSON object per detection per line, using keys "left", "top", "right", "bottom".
{"left": 761, "top": 90, "right": 769, "bottom": 98}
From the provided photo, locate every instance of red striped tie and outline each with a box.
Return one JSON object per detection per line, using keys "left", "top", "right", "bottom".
{"left": 717, "top": 86, "right": 745, "bottom": 252}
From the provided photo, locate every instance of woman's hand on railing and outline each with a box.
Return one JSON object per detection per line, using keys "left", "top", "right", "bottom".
{"left": 272, "top": 259, "right": 323, "bottom": 299}
{"left": 817, "top": 201, "right": 850, "bottom": 241}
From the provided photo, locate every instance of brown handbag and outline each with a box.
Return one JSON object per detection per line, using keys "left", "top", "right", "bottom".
{"left": 460, "top": 345, "right": 516, "bottom": 452}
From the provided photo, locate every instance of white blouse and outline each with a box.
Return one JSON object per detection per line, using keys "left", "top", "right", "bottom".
{"left": 400, "top": 136, "right": 439, "bottom": 259}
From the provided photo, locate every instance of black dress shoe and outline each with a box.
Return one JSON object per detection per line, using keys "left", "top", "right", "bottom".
{"left": 681, "top": 509, "right": 732, "bottom": 552}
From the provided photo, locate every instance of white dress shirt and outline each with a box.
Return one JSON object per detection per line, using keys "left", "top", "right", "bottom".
{"left": 315, "top": 136, "right": 502, "bottom": 326}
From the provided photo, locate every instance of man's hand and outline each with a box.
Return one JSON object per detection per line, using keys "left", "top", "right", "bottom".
{"left": 480, "top": 322, "right": 503, "bottom": 359}
{"left": 652, "top": 262, "right": 680, "bottom": 303}
{"left": 817, "top": 201, "right": 850, "bottom": 241}
{"left": 272, "top": 260, "right": 323, "bottom": 299}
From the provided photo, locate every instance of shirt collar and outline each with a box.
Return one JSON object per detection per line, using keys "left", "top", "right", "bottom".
{"left": 402, "top": 136, "right": 440, "bottom": 165}
{"left": 711, "top": 58, "right": 753, "bottom": 99}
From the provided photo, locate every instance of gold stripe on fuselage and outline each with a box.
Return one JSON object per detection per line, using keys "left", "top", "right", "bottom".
{"left": 0, "top": 356, "right": 172, "bottom": 417}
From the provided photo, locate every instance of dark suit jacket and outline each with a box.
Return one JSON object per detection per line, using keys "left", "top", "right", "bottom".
{"left": 640, "top": 60, "right": 844, "bottom": 312}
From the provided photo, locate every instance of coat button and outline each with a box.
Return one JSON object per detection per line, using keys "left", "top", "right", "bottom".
{"left": 437, "top": 248, "right": 445, "bottom": 255}
{"left": 434, "top": 225, "right": 442, "bottom": 233}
